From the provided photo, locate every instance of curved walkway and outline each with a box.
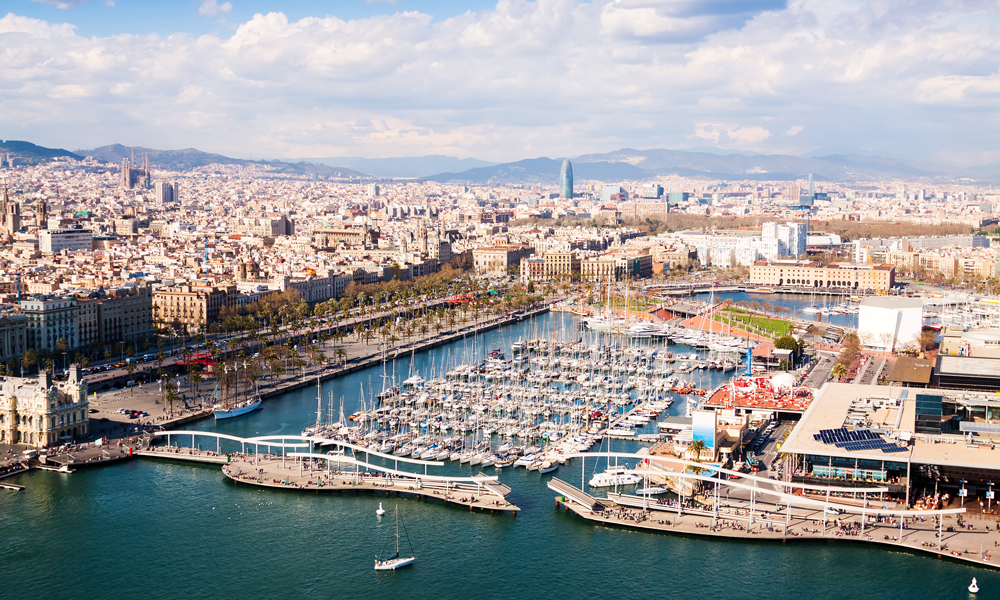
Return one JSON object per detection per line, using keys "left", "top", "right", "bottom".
{"left": 551, "top": 451, "right": 997, "bottom": 571}
{"left": 139, "top": 430, "right": 519, "bottom": 514}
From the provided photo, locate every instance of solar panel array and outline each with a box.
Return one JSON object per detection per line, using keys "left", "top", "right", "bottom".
{"left": 812, "top": 428, "right": 907, "bottom": 453}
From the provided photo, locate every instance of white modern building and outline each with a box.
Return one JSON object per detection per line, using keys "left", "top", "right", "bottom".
{"left": 39, "top": 229, "right": 93, "bottom": 253}
{"left": 676, "top": 221, "right": 805, "bottom": 268}
{"left": 857, "top": 297, "right": 923, "bottom": 351}
{"left": 762, "top": 221, "right": 807, "bottom": 258}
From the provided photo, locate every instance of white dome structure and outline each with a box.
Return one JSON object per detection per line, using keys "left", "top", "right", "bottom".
{"left": 771, "top": 372, "right": 796, "bottom": 390}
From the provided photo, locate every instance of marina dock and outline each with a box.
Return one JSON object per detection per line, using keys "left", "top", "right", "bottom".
{"left": 549, "top": 478, "right": 1000, "bottom": 570}
{"left": 0, "top": 468, "right": 29, "bottom": 490}
{"left": 137, "top": 432, "right": 521, "bottom": 514}
{"left": 221, "top": 457, "right": 519, "bottom": 514}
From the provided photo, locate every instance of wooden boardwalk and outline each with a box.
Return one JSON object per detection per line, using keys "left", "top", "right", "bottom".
{"left": 135, "top": 446, "right": 519, "bottom": 514}
{"left": 552, "top": 484, "right": 1000, "bottom": 571}
{"left": 222, "top": 456, "right": 520, "bottom": 514}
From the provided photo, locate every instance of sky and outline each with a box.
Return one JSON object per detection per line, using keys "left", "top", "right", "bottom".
{"left": 3, "top": 0, "right": 1000, "bottom": 165}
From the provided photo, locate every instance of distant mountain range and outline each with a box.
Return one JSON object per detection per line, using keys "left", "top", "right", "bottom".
{"left": 78, "top": 144, "right": 368, "bottom": 179}
{"left": 303, "top": 155, "right": 495, "bottom": 179}
{"left": 5, "top": 139, "right": 1000, "bottom": 183}
{"left": 425, "top": 148, "right": 1000, "bottom": 184}
{"left": 0, "top": 140, "right": 82, "bottom": 164}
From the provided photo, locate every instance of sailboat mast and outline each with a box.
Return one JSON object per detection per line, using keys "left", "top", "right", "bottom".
{"left": 316, "top": 376, "right": 323, "bottom": 427}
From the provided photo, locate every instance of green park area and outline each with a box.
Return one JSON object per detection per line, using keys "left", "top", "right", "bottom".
{"left": 713, "top": 306, "right": 792, "bottom": 337}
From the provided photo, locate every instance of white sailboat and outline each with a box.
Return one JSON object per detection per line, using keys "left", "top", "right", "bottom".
{"left": 374, "top": 506, "right": 415, "bottom": 571}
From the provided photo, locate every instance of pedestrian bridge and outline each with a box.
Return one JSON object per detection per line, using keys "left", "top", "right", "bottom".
{"left": 143, "top": 429, "right": 517, "bottom": 511}
{"left": 548, "top": 477, "right": 600, "bottom": 511}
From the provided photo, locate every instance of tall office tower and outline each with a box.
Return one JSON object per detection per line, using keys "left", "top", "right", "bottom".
{"left": 366, "top": 184, "right": 380, "bottom": 197}
{"left": 808, "top": 173, "right": 814, "bottom": 198}
{"left": 155, "top": 182, "right": 175, "bottom": 203}
{"left": 560, "top": 159, "right": 573, "bottom": 199}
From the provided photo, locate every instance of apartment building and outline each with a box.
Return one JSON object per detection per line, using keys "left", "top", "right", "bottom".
{"left": 749, "top": 260, "right": 895, "bottom": 291}
{"left": 472, "top": 244, "right": 535, "bottom": 275}
{"left": 0, "top": 313, "right": 28, "bottom": 363}
{"left": 519, "top": 257, "right": 545, "bottom": 283}
{"left": 153, "top": 285, "right": 237, "bottom": 333}
{"left": 580, "top": 252, "right": 653, "bottom": 281}
{"left": 543, "top": 252, "right": 581, "bottom": 279}
{"left": 21, "top": 296, "right": 78, "bottom": 352}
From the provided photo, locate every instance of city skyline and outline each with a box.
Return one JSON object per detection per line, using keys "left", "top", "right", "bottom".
{"left": 3, "top": 1, "right": 1000, "bottom": 166}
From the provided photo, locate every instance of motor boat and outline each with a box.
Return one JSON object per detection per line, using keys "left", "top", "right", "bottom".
{"left": 588, "top": 466, "right": 641, "bottom": 488}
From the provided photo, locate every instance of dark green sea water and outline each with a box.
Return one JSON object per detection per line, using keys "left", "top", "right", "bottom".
{"left": 0, "top": 313, "right": 993, "bottom": 599}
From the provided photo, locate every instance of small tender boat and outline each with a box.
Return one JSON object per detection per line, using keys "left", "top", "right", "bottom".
{"left": 537, "top": 460, "right": 558, "bottom": 474}
{"left": 969, "top": 578, "right": 979, "bottom": 594}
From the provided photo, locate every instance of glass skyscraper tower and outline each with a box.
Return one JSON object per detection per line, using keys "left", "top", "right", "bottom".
{"left": 560, "top": 159, "right": 573, "bottom": 199}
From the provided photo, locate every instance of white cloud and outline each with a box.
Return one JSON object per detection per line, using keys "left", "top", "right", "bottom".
{"left": 2, "top": 0, "right": 1000, "bottom": 164}
{"left": 198, "top": 0, "right": 232, "bottom": 18}
{"left": 693, "top": 123, "right": 772, "bottom": 145}
{"left": 31, "top": 0, "right": 89, "bottom": 9}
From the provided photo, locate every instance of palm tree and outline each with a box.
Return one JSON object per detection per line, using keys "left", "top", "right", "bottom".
{"left": 270, "top": 360, "right": 285, "bottom": 382}
{"left": 687, "top": 439, "right": 708, "bottom": 463}
{"left": 164, "top": 382, "right": 179, "bottom": 417}
{"left": 190, "top": 370, "right": 203, "bottom": 406}
{"left": 831, "top": 363, "right": 848, "bottom": 381}
{"left": 20, "top": 348, "right": 38, "bottom": 377}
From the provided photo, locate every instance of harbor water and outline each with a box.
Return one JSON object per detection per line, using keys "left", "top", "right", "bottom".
{"left": 691, "top": 290, "right": 860, "bottom": 329}
{"left": 0, "top": 311, "right": 992, "bottom": 600}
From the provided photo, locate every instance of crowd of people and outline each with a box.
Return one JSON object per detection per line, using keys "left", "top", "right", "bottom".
{"left": 0, "top": 458, "right": 27, "bottom": 478}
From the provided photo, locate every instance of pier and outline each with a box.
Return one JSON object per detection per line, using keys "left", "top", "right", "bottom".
{"left": 0, "top": 468, "right": 29, "bottom": 490}
{"left": 548, "top": 451, "right": 1000, "bottom": 571}
{"left": 138, "top": 430, "right": 520, "bottom": 514}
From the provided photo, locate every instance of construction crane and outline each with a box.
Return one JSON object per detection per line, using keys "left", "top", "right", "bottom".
{"left": 864, "top": 245, "right": 888, "bottom": 296}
